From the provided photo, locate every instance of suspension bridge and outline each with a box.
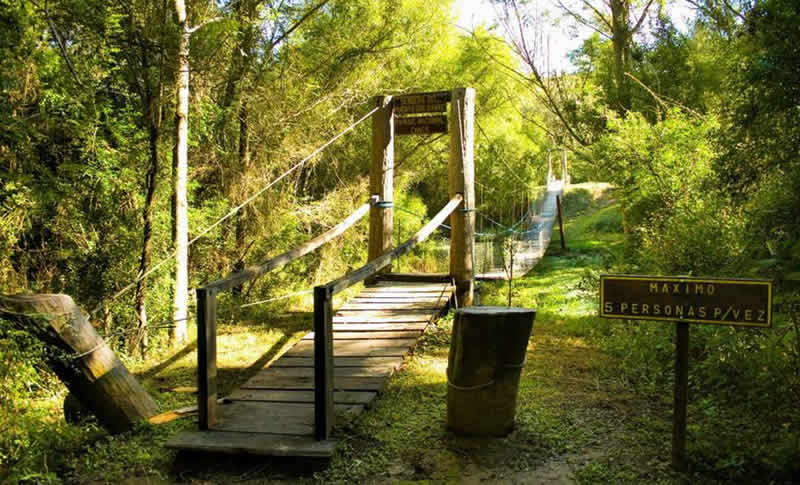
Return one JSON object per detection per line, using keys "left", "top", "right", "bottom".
{"left": 166, "top": 88, "right": 567, "bottom": 457}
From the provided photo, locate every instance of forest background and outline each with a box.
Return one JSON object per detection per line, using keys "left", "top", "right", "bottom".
{"left": 1, "top": 0, "right": 799, "bottom": 482}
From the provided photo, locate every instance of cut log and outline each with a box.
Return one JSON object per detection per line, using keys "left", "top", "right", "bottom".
{"left": 446, "top": 306, "right": 535, "bottom": 436}
{"left": 0, "top": 294, "right": 158, "bottom": 433}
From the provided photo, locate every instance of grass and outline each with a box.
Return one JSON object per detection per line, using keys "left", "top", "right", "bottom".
{"left": 4, "top": 182, "right": 798, "bottom": 484}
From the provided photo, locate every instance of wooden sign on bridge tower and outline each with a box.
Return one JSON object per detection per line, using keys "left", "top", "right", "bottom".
{"left": 368, "top": 88, "right": 475, "bottom": 306}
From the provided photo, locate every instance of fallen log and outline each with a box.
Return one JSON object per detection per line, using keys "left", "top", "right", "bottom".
{"left": 0, "top": 294, "right": 158, "bottom": 433}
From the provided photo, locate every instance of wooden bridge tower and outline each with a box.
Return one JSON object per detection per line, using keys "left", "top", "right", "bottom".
{"left": 368, "top": 88, "right": 475, "bottom": 306}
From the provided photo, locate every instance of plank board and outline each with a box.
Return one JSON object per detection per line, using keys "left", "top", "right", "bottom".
{"left": 351, "top": 295, "right": 447, "bottom": 302}
{"left": 167, "top": 279, "right": 453, "bottom": 458}
{"left": 335, "top": 309, "right": 438, "bottom": 317}
{"left": 333, "top": 312, "right": 434, "bottom": 322}
{"left": 285, "top": 339, "right": 417, "bottom": 358}
{"left": 303, "top": 330, "right": 422, "bottom": 340}
{"left": 241, "top": 375, "right": 387, "bottom": 392}
{"left": 270, "top": 356, "right": 403, "bottom": 368}
{"left": 331, "top": 322, "right": 428, "bottom": 331}
{"left": 214, "top": 401, "right": 363, "bottom": 435}
{"left": 359, "top": 287, "right": 450, "bottom": 294}
{"left": 166, "top": 431, "right": 336, "bottom": 457}
{"left": 227, "top": 389, "right": 377, "bottom": 405}
{"left": 339, "top": 302, "right": 441, "bottom": 311}
{"left": 250, "top": 365, "right": 395, "bottom": 378}
{"left": 371, "top": 281, "right": 452, "bottom": 288}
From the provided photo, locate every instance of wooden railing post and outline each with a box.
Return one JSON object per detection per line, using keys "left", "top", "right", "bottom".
{"left": 449, "top": 87, "right": 476, "bottom": 306}
{"left": 196, "top": 287, "right": 218, "bottom": 430}
{"left": 556, "top": 195, "right": 566, "bottom": 250}
{"left": 369, "top": 95, "right": 394, "bottom": 273}
{"left": 313, "top": 285, "right": 334, "bottom": 440}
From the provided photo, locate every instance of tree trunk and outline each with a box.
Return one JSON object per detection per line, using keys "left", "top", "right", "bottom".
{"left": 447, "top": 307, "right": 535, "bottom": 436}
{"left": 233, "top": 101, "right": 250, "bottom": 297}
{"left": 133, "top": 121, "right": 160, "bottom": 356}
{"left": 610, "top": 0, "right": 633, "bottom": 114}
{"left": 0, "top": 294, "right": 158, "bottom": 433}
{"left": 171, "top": 0, "right": 190, "bottom": 344}
{"left": 610, "top": 0, "right": 627, "bottom": 114}
{"left": 171, "top": 113, "right": 179, "bottom": 246}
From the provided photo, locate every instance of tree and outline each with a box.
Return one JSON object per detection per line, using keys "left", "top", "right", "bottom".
{"left": 555, "top": 0, "right": 661, "bottom": 113}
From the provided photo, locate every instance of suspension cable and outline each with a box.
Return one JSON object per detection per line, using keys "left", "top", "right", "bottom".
{"left": 395, "top": 204, "right": 451, "bottom": 230}
{"left": 92, "top": 104, "right": 380, "bottom": 316}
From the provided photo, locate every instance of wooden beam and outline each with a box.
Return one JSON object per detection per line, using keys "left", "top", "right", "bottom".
{"left": 329, "top": 195, "right": 462, "bottom": 296}
{"left": 369, "top": 95, "right": 394, "bottom": 273}
{"left": 166, "top": 431, "right": 336, "bottom": 458}
{"left": 207, "top": 197, "right": 376, "bottom": 291}
{"left": 393, "top": 91, "right": 451, "bottom": 105}
{"left": 374, "top": 272, "right": 451, "bottom": 283}
{"left": 196, "top": 287, "right": 218, "bottom": 429}
{"left": 449, "top": 87, "right": 476, "bottom": 306}
{"left": 313, "top": 285, "right": 334, "bottom": 440}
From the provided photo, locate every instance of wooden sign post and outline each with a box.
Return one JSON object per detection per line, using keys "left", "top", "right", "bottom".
{"left": 599, "top": 275, "right": 773, "bottom": 472}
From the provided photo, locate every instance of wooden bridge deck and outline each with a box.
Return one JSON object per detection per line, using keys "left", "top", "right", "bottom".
{"left": 166, "top": 277, "right": 453, "bottom": 457}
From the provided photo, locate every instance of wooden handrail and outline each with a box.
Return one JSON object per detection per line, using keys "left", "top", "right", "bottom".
{"left": 205, "top": 196, "right": 378, "bottom": 291}
{"left": 196, "top": 196, "right": 377, "bottom": 430}
{"left": 328, "top": 194, "right": 463, "bottom": 296}
{"left": 312, "top": 194, "right": 463, "bottom": 440}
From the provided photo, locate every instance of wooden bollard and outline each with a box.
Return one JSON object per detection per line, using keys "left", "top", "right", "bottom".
{"left": 446, "top": 306, "right": 535, "bottom": 436}
{"left": 0, "top": 294, "right": 158, "bottom": 433}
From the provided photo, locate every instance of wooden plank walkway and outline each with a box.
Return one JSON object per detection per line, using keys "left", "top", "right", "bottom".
{"left": 166, "top": 277, "right": 453, "bottom": 457}
{"left": 476, "top": 180, "right": 563, "bottom": 280}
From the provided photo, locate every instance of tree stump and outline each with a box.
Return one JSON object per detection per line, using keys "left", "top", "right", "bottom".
{"left": 447, "top": 306, "right": 535, "bottom": 436}
{"left": 0, "top": 294, "right": 158, "bottom": 433}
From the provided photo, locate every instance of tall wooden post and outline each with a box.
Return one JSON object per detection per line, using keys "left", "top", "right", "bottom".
{"left": 561, "top": 148, "right": 569, "bottom": 186}
{"left": 673, "top": 321, "right": 689, "bottom": 472}
{"left": 196, "top": 287, "right": 218, "bottom": 430}
{"left": 313, "top": 285, "right": 334, "bottom": 440}
{"left": 547, "top": 154, "right": 553, "bottom": 184}
{"left": 369, "top": 95, "right": 394, "bottom": 271}
{"left": 449, "top": 87, "right": 475, "bottom": 307}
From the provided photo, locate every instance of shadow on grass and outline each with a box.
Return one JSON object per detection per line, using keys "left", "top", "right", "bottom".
{"left": 139, "top": 339, "right": 199, "bottom": 380}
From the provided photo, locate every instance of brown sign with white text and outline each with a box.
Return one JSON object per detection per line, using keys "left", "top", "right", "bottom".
{"left": 599, "top": 275, "right": 772, "bottom": 327}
